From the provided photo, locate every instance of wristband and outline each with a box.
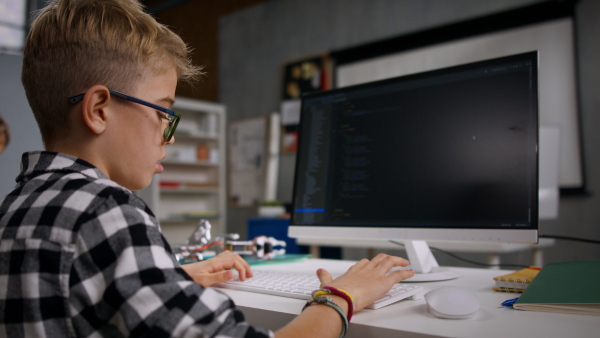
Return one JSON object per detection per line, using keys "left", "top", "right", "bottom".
{"left": 316, "top": 286, "right": 355, "bottom": 322}
{"left": 302, "top": 296, "right": 348, "bottom": 338}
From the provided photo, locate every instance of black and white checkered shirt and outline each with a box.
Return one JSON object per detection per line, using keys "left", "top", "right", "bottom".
{"left": 0, "top": 151, "right": 272, "bottom": 338}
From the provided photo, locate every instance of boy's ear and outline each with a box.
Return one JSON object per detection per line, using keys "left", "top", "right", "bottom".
{"left": 80, "top": 85, "right": 111, "bottom": 135}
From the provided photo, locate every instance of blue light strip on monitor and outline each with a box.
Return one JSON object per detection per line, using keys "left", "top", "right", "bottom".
{"left": 295, "top": 208, "right": 325, "bottom": 213}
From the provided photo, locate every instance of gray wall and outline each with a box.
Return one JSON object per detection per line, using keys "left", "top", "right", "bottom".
{"left": 219, "top": 0, "right": 600, "bottom": 266}
{"left": 0, "top": 54, "right": 43, "bottom": 196}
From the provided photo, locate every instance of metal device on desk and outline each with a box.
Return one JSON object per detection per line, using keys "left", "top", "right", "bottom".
{"left": 174, "top": 219, "right": 287, "bottom": 263}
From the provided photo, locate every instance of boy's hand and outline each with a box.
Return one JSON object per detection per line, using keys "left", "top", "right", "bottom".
{"left": 181, "top": 251, "right": 253, "bottom": 287}
{"left": 316, "top": 253, "right": 415, "bottom": 311}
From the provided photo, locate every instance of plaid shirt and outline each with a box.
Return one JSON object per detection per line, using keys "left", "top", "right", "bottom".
{"left": 0, "top": 151, "right": 272, "bottom": 338}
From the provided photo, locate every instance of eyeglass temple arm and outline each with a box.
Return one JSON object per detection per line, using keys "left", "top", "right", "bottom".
{"left": 108, "top": 90, "right": 176, "bottom": 116}
{"left": 67, "top": 90, "right": 177, "bottom": 117}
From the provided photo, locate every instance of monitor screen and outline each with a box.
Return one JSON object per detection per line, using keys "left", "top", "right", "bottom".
{"left": 289, "top": 52, "right": 539, "bottom": 247}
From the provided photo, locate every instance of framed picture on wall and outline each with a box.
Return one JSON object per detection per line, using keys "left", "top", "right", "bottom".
{"left": 282, "top": 54, "right": 330, "bottom": 100}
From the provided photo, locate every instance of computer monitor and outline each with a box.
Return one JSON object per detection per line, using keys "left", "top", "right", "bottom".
{"left": 289, "top": 52, "right": 539, "bottom": 281}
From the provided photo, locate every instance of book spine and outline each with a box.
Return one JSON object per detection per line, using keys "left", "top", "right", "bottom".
{"left": 495, "top": 277, "right": 532, "bottom": 293}
{"left": 493, "top": 286, "right": 528, "bottom": 293}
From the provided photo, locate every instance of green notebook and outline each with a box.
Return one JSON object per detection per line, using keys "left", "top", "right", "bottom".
{"left": 513, "top": 260, "right": 600, "bottom": 315}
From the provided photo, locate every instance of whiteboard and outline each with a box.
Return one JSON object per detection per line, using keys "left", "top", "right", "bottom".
{"left": 336, "top": 18, "right": 581, "bottom": 189}
{"left": 228, "top": 116, "right": 268, "bottom": 206}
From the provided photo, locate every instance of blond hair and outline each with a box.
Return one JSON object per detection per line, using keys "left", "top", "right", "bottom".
{"left": 22, "top": 0, "right": 203, "bottom": 145}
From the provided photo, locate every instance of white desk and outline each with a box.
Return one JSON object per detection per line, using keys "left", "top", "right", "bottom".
{"left": 218, "top": 259, "right": 599, "bottom": 338}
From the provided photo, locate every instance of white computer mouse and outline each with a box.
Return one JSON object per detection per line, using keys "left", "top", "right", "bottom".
{"left": 424, "top": 286, "right": 480, "bottom": 319}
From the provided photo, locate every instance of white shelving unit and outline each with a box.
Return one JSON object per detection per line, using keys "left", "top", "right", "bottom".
{"left": 137, "top": 97, "right": 226, "bottom": 245}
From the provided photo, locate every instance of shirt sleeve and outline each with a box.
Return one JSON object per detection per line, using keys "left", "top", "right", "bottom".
{"left": 69, "top": 190, "right": 273, "bottom": 338}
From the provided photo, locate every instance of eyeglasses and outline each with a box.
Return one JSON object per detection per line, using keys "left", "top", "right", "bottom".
{"left": 68, "top": 89, "right": 181, "bottom": 142}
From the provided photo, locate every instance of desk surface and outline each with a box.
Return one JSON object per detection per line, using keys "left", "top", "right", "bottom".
{"left": 217, "top": 259, "right": 599, "bottom": 338}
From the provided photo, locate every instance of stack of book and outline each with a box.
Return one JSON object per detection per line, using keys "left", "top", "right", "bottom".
{"left": 512, "top": 260, "right": 600, "bottom": 315}
{"left": 492, "top": 266, "right": 541, "bottom": 293}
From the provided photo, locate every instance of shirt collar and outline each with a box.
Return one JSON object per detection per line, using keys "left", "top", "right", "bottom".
{"left": 16, "top": 151, "right": 109, "bottom": 183}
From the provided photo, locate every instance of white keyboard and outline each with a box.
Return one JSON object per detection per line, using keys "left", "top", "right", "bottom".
{"left": 214, "top": 269, "right": 424, "bottom": 309}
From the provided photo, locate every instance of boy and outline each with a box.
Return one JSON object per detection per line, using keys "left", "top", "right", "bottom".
{"left": 0, "top": 1, "right": 414, "bottom": 337}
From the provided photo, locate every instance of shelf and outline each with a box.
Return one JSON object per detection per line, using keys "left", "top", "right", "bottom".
{"left": 161, "top": 211, "right": 220, "bottom": 223}
{"left": 174, "top": 132, "right": 218, "bottom": 141}
{"left": 161, "top": 160, "right": 218, "bottom": 167}
{"left": 160, "top": 184, "right": 219, "bottom": 194}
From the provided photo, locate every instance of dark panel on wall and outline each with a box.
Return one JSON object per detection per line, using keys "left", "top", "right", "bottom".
{"left": 142, "top": 0, "right": 268, "bottom": 102}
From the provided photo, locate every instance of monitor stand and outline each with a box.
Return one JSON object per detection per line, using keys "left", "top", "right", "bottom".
{"left": 398, "top": 240, "right": 460, "bottom": 282}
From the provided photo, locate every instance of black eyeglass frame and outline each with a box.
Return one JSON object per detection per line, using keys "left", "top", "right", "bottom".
{"left": 68, "top": 89, "right": 181, "bottom": 142}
